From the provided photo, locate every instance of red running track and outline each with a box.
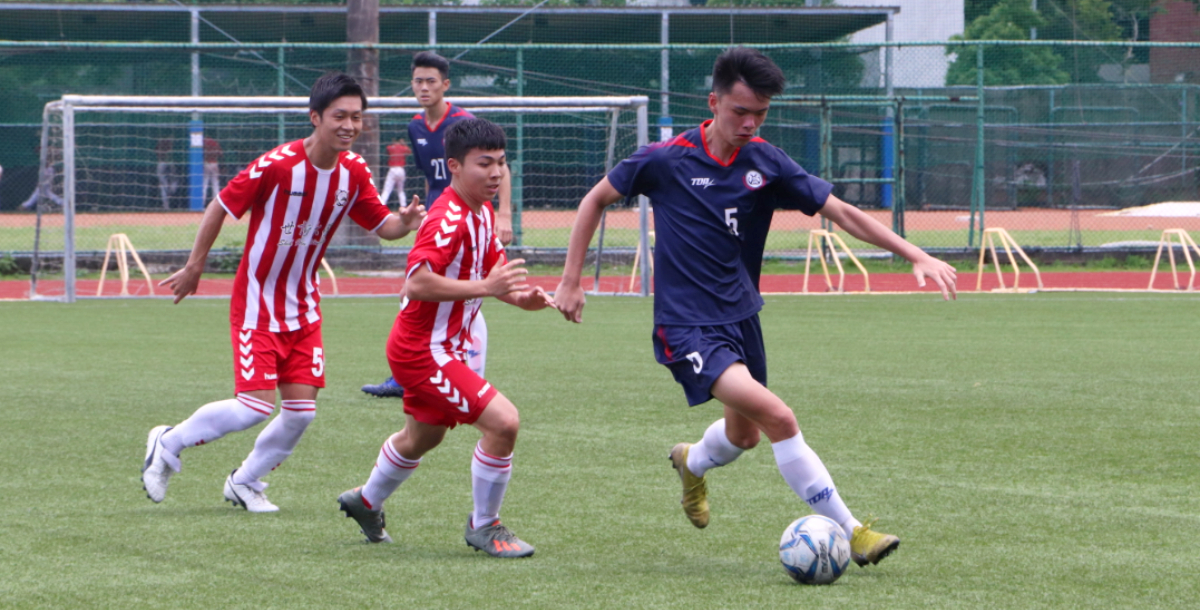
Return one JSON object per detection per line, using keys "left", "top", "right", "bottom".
{"left": 1, "top": 271, "right": 1189, "bottom": 300}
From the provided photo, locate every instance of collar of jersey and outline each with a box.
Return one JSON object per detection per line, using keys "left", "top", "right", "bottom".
{"left": 424, "top": 102, "right": 453, "bottom": 132}
{"left": 699, "top": 120, "right": 740, "bottom": 168}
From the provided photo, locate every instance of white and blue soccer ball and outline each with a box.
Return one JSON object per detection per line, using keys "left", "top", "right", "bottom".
{"left": 779, "top": 515, "right": 852, "bottom": 585}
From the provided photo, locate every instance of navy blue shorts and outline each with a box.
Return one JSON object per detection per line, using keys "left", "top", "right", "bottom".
{"left": 652, "top": 315, "right": 767, "bottom": 406}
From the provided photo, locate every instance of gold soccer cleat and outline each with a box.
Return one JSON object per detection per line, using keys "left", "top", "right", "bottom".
{"left": 668, "top": 443, "right": 709, "bottom": 529}
{"left": 850, "top": 518, "right": 900, "bottom": 566}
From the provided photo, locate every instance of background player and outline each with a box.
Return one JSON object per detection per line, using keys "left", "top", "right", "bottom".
{"left": 338, "top": 118, "right": 553, "bottom": 557}
{"left": 379, "top": 135, "right": 410, "bottom": 207}
{"left": 553, "top": 47, "right": 957, "bottom": 568}
{"left": 141, "top": 73, "right": 426, "bottom": 512}
{"left": 361, "top": 51, "right": 513, "bottom": 398}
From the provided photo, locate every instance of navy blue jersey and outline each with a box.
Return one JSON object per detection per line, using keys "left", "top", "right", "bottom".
{"left": 607, "top": 121, "right": 832, "bottom": 325}
{"left": 407, "top": 103, "right": 475, "bottom": 204}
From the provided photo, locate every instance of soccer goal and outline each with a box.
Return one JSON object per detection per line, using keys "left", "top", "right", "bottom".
{"left": 32, "top": 94, "right": 650, "bottom": 301}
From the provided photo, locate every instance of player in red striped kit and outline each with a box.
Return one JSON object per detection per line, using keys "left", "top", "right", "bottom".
{"left": 337, "top": 118, "right": 553, "bottom": 557}
{"left": 140, "top": 73, "right": 426, "bottom": 512}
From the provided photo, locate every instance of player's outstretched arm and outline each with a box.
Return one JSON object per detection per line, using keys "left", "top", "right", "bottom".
{"left": 407, "top": 258, "right": 530, "bottom": 303}
{"left": 158, "top": 198, "right": 228, "bottom": 304}
{"left": 553, "top": 177, "right": 626, "bottom": 323}
{"left": 377, "top": 194, "right": 426, "bottom": 240}
{"left": 817, "top": 194, "right": 957, "bottom": 300}
{"left": 495, "top": 164, "right": 514, "bottom": 246}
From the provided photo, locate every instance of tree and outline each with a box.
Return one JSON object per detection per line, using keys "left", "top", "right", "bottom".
{"left": 946, "top": 0, "right": 1069, "bottom": 85}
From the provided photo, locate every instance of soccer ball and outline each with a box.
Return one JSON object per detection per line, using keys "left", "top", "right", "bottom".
{"left": 779, "top": 515, "right": 852, "bottom": 585}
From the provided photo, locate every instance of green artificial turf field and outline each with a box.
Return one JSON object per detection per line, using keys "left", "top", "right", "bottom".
{"left": 1, "top": 294, "right": 1198, "bottom": 608}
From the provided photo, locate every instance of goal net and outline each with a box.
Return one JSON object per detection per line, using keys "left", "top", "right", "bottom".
{"left": 32, "top": 94, "right": 650, "bottom": 301}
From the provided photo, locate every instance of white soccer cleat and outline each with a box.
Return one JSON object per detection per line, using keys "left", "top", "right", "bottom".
{"left": 141, "top": 425, "right": 180, "bottom": 503}
{"left": 223, "top": 469, "right": 279, "bottom": 513}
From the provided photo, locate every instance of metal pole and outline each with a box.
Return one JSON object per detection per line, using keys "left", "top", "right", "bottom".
{"left": 429, "top": 11, "right": 437, "bottom": 46}
{"left": 894, "top": 99, "right": 906, "bottom": 238}
{"left": 969, "top": 45, "right": 984, "bottom": 248}
{"left": 277, "top": 46, "right": 286, "bottom": 144}
{"left": 593, "top": 109, "right": 621, "bottom": 292}
{"left": 514, "top": 48, "right": 524, "bottom": 246}
{"left": 63, "top": 102, "right": 76, "bottom": 303}
{"left": 189, "top": 9, "right": 204, "bottom": 211}
{"left": 660, "top": 12, "right": 671, "bottom": 142}
{"left": 637, "top": 102, "right": 650, "bottom": 297}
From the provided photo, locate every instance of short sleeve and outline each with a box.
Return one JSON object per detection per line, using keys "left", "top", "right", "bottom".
{"left": 771, "top": 148, "right": 833, "bottom": 216}
{"left": 606, "top": 143, "right": 659, "bottom": 198}
{"left": 405, "top": 207, "right": 463, "bottom": 278}
{"left": 217, "top": 158, "right": 268, "bottom": 219}
{"left": 347, "top": 165, "right": 391, "bottom": 232}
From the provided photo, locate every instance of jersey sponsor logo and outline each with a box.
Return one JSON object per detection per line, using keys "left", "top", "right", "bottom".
{"left": 289, "top": 191, "right": 306, "bottom": 197}
{"left": 278, "top": 221, "right": 326, "bottom": 247}
{"left": 744, "top": 169, "right": 765, "bottom": 190}
{"left": 417, "top": 138, "right": 428, "bottom": 146}
{"left": 690, "top": 177, "right": 716, "bottom": 189}
{"left": 265, "top": 373, "right": 278, "bottom": 380}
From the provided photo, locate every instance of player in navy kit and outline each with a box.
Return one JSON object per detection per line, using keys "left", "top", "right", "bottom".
{"left": 362, "top": 51, "right": 513, "bottom": 397}
{"left": 555, "top": 47, "right": 956, "bottom": 569}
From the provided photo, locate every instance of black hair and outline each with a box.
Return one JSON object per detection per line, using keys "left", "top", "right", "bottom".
{"left": 308, "top": 72, "right": 368, "bottom": 116}
{"left": 412, "top": 51, "right": 451, "bottom": 81}
{"left": 445, "top": 118, "right": 507, "bottom": 163}
{"left": 711, "top": 47, "right": 786, "bottom": 99}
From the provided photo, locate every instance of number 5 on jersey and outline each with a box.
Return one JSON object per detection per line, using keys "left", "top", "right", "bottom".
{"left": 311, "top": 347, "right": 325, "bottom": 377}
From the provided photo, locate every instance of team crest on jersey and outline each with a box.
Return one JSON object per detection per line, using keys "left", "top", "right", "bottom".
{"left": 744, "top": 170, "right": 765, "bottom": 190}
{"left": 417, "top": 138, "right": 428, "bottom": 146}
{"left": 335, "top": 190, "right": 349, "bottom": 207}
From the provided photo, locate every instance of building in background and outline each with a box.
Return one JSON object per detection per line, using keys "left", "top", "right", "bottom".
{"left": 846, "top": 0, "right": 963, "bottom": 89}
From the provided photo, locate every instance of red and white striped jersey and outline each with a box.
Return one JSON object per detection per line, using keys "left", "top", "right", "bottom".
{"left": 218, "top": 140, "right": 392, "bottom": 332}
{"left": 388, "top": 186, "right": 506, "bottom": 367}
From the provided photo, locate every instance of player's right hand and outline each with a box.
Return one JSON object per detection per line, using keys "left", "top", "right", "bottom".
{"left": 553, "top": 280, "right": 585, "bottom": 323}
{"left": 158, "top": 264, "right": 202, "bottom": 304}
{"left": 484, "top": 258, "right": 529, "bottom": 297}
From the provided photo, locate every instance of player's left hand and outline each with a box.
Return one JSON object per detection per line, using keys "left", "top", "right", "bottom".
{"left": 912, "top": 254, "right": 957, "bottom": 301}
{"left": 496, "top": 214, "right": 513, "bottom": 246}
{"left": 399, "top": 194, "right": 426, "bottom": 231}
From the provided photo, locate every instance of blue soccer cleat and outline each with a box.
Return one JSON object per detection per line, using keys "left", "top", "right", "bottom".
{"left": 361, "top": 376, "right": 405, "bottom": 398}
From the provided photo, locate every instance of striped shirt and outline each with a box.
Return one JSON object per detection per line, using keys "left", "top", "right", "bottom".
{"left": 388, "top": 186, "right": 506, "bottom": 367}
{"left": 218, "top": 140, "right": 391, "bottom": 332}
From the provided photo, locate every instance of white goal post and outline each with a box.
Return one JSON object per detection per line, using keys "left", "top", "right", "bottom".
{"left": 34, "top": 94, "right": 650, "bottom": 301}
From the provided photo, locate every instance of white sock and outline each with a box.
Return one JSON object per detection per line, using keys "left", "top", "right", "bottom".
{"left": 686, "top": 418, "right": 745, "bottom": 477}
{"left": 161, "top": 395, "right": 273, "bottom": 456}
{"left": 361, "top": 440, "right": 421, "bottom": 509}
{"left": 470, "top": 442, "right": 512, "bottom": 528}
{"left": 232, "top": 400, "right": 315, "bottom": 489}
{"left": 468, "top": 312, "right": 488, "bottom": 377}
{"left": 771, "top": 433, "right": 861, "bottom": 538}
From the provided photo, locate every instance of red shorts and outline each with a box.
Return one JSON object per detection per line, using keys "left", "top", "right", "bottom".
{"left": 231, "top": 323, "right": 326, "bottom": 393}
{"left": 390, "top": 353, "right": 498, "bottom": 429}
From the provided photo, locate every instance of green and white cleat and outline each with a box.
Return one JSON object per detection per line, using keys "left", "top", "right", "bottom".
{"left": 668, "top": 442, "right": 709, "bottom": 528}
{"left": 338, "top": 487, "right": 392, "bottom": 543}
{"left": 850, "top": 519, "right": 900, "bottom": 566}
{"left": 464, "top": 516, "right": 535, "bottom": 558}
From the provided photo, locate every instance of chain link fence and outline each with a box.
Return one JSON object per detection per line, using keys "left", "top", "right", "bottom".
{"left": 5, "top": 10, "right": 1200, "bottom": 285}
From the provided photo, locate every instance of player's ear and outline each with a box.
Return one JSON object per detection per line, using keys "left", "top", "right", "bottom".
{"left": 309, "top": 109, "right": 321, "bottom": 128}
{"left": 708, "top": 91, "right": 718, "bottom": 114}
{"left": 443, "top": 78, "right": 451, "bottom": 93}
{"left": 447, "top": 156, "right": 461, "bottom": 175}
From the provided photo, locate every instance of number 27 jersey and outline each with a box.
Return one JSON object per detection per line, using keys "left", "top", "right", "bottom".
{"left": 407, "top": 103, "right": 475, "bottom": 203}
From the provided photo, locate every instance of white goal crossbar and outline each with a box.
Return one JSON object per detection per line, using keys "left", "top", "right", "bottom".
{"left": 38, "top": 95, "right": 650, "bottom": 302}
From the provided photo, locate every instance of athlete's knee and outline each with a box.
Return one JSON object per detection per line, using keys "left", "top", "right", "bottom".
{"left": 279, "top": 400, "right": 317, "bottom": 430}
{"left": 757, "top": 405, "right": 799, "bottom": 441}
{"left": 729, "top": 430, "right": 761, "bottom": 450}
